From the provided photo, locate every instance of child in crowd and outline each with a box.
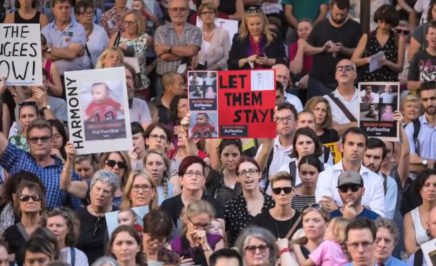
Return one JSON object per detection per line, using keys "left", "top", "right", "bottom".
{"left": 117, "top": 208, "right": 143, "bottom": 234}
{"left": 85, "top": 82, "right": 123, "bottom": 122}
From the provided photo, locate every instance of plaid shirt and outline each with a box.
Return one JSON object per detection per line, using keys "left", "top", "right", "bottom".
{"left": 154, "top": 22, "right": 202, "bottom": 75}
{"left": 0, "top": 144, "right": 82, "bottom": 209}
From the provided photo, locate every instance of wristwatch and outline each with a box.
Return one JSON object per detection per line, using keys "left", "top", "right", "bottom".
{"left": 166, "top": 46, "right": 172, "bottom": 54}
{"left": 422, "top": 159, "right": 428, "bottom": 167}
{"left": 40, "top": 105, "right": 51, "bottom": 114}
{"left": 46, "top": 47, "right": 52, "bottom": 54}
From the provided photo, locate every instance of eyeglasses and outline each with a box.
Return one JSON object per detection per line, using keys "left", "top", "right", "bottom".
{"left": 132, "top": 184, "right": 151, "bottom": 192}
{"left": 80, "top": 9, "right": 94, "bottom": 16}
{"left": 336, "top": 65, "right": 355, "bottom": 72}
{"left": 28, "top": 136, "right": 52, "bottom": 144}
{"left": 272, "top": 186, "right": 293, "bottom": 195}
{"left": 276, "top": 116, "right": 294, "bottom": 124}
{"left": 93, "top": 216, "right": 103, "bottom": 236}
{"left": 245, "top": 244, "right": 268, "bottom": 254}
{"left": 338, "top": 184, "right": 361, "bottom": 193}
{"left": 301, "top": 203, "right": 322, "bottom": 213}
{"left": 169, "top": 7, "right": 188, "bottom": 12}
{"left": 149, "top": 134, "right": 167, "bottom": 141}
{"left": 237, "top": 169, "right": 259, "bottom": 176}
{"left": 105, "top": 159, "right": 127, "bottom": 169}
{"left": 187, "top": 217, "right": 210, "bottom": 229}
{"left": 19, "top": 194, "right": 41, "bottom": 202}
{"left": 396, "top": 29, "right": 410, "bottom": 35}
{"left": 246, "top": 5, "right": 262, "bottom": 14}
{"left": 200, "top": 10, "right": 215, "bottom": 15}
{"left": 124, "top": 20, "right": 137, "bottom": 25}
{"left": 347, "top": 241, "right": 374, "bottom": 250}
{"left": 184, "top": 171, "right": 203, "bottom": 178}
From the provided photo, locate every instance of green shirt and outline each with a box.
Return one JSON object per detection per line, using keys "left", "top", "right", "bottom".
{"left": 283, "top": 0, "right": 329, "bottom": 22}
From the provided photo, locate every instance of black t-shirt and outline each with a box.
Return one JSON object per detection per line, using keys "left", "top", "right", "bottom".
{"left": 318, "top": 128, "right": 339, "bottom": 144}
{"left": 3, "top": 224, "right": 27, "bottom": 266}
{"left": 251, "top": 209, "right": 302, "bottom": 239}
{"left": 160, "top": 194, "right": 224, "bottom": 227}
{"left": 75, "top": 207, "right": 108, "bottom": 264}
{"left": 408, "top": 49, "right": 436, "bottom": 82}
{"left": 307, "top": 18, "right": 362, "bottom": 86}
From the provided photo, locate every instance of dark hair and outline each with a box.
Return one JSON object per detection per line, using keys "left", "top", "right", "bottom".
{"left": 414, "top": 169, "right": 436, "bottom": 198}
{"left": 47, "top": 261, "right": 71, "bottom": 266}
{"left": 210, "top": 248, "right": 243, "bottom": 266}
{"left": 236, "top": 156, "right": 261, "bottom": 173}
{"left": 277, "top": 102, "right": 298, "bottom": 118}
{"left": 144, "top": 122, "right": 173, "bottom": 142}
{"left": 0, "top": 239, "right": 8, "bottom": 250}
{"left": 275, "top": 81, "right": 284, "bottom": 93}
{"left": 178, "top": 155, "right": 207, "bottom": 176}
{"left": 41, "top": 207, "right": 78, "bottom": 246}
{"left": 131, "top": 121, "right": 145, "bottom": 135}
{"left": 373, "top": 4, "right": 399, "bottom": 27}
{"left": 16, "top": 0, "right": 36, "bottom": 9}
{"left": 2, "top": 171, "right": 46, "bottom": 204}
{"left": 218, "top": 139, "right": 242, "bottom": 157}
{"left": 26, "top": 119, "right": 53, "bottom": 138}
{"left": 429, "top": 19, "right": 436, "bottom": 31}
{"left": 51, "top": 0, "right": 73, "bottom": 7}
{"left": 418, "top": 81, "right": 436, "bottom": 96}
{"left": 428, "top": 0, "right": 436, "bottom": 21}
{"left": 331, "top": 0, "right": 350, "bottom": 10}
{"left": 25, "top": 228, "right": 60, "bottom": 261}
{"left": 108, "top": 225, "right": 145, "bottom": 265}
{"left": 298, "top": 154, "right": 324, "bottom": 173}
{"left": 367, "top": 138, "right": 388, "bottom": 160}
{"left": 14, "top": 181, "right": 46, "bottom": 215}
{"left": 18, "top": 101, "right": 39, "bottom": 120}
{"left": 342, "top": 127, "right": 368, "bottom": 147}
{"left": 48, "top": 119, "right": 68, "bottom": 159}
{"left": 142, "top": 209, "right": 173, "bottom": 238}
{"left": 74, "top": 0, "right": 95, "bottom": 15}
{"left": 345, "top": 218, "right": 377, "bottom": 242}
{"left": 292, "top": 128, "right": 323, "bottom": 158}
{"left": 169, "top": 95, "right": 188, "bottom": 125}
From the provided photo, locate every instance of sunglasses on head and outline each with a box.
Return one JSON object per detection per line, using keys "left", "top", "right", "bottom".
{"left": 105, "top": 159, "right": 127, "bottom": 169}
{"left": 246, "top": 5, "right": 262, "bottom": 14}
{"left": 20, "top": 194, "right": 41, "bottom": 202}
{"left": 302, "top": 203, "right": 321, "bottom": 213}
{"left": 271, "top": 186, "right": 293, "bottom": 195}
{"left": 338, "top": 184, "right": 362, "bottom": 193}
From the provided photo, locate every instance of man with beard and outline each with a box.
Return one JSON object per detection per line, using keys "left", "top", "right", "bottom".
{"left": 330, "top": 171, "right": 380, "bottom": 220}
{"left": 305, "top": 0, "right": 361, "bottom": 98}
{"left": 363, "top": 138, "right": 398, "bottom": 219}
{"left": 405, "top": 83, "right": 436, "bottom": 172}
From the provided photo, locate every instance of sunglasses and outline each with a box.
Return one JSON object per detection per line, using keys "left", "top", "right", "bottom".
{"left": 105, "top": 159, "right": 127, "bottom": 169}
{"left": 20, "top": 194, "right": 41, "bottom": 202}
{"left": 246, "top": 5, "right": 262, "bottom": 14}
{"left": 93, "top": 216, "right": 103, "bottom": 236}
{"left": 338, "top": 184, "right": 362, "bottom": 193}
{"left": 28, "top": 136, "right": 52, "bottom": 144}
{"left": 272, "top": 186, "right": 293, "bottom": 195}
{"left": 245, "top": 244, "right": 268, "bottom": 254}
{"left": 396, "top": 29, "right": 410, "bottom": 35}
{"left": 302, "top": 203, "right": 321, "bottom": 213}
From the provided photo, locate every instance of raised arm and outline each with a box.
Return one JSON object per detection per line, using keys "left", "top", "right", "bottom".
{"left": 61, "top": 142, "right": 88, "bottom": 198}
{"left": 0, "top": 77, "right": 9, "bottom": 156}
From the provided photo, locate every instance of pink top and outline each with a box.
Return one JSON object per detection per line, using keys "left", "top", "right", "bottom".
{"left": 289, "top": 41, "right": 313, "bottom": 75}
{"left": 308, "top": 240, "right": 348, "bottom": 266}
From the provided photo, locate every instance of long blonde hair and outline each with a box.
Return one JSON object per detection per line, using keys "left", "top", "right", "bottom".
{"left": 238, "top": 11, "right": 273, "bottom": 44}
{"left": 121, "top": 170, "right": 158, "bottom": 210}
{"left": 95, "top": 48, "right": 124, "bottom": 68}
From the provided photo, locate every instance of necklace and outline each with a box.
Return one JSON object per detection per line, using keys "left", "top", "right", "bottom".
{"left": 203, "top": 29, "right": 215, "bottom": 39}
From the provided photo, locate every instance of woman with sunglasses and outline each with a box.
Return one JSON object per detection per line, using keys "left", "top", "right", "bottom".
{"left": 3, "top": 181, "right": 45, "bottom": 266}
{"left": 228, "top": 6, "right": 287, "bottom": 70}
{"left": 100, "top": 151, "right": 132, "bottom": 208}
{"left": 292, "top": 155, "right": 324, "bottom": 212}
{"left": 224, "top": 156, "right": 274, "bottom": 246}
{"left": 8, "top": 101, "right": 39, "bottom": 152}
{"left": 169, "top": 200, "right": 224, "bottom": 266}
{"left": 251, "top": 171, "right": 301, "bottom": 239}
{"left": 291, "top": 204, "right": 329, "bottom": 264}
{"left": 121, "top": 170, "right": 158, "bottom": 210}
{"left": 41, "top": 208, "right": 89, "bottom": 266}
{"left": 143, "top": 150, "right": 174, "bottom": 205}
{"left": 351, "top": 5, "right": 405, "bottom": 82}
{"left": 234, "top": 226, "right": 277, "bottom": 266}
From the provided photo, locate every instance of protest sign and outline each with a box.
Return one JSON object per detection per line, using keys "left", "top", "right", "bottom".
{"left": 421, "top": 238, "right": 436, "bottom": 266}
{"left": 65, "top": 67, "right": 132, "bottom": 154}
{"left": 105, "top": 206, "right": 149, "bottom": 236}
{"left": 187, "top": 70, "right": 275, "bottom": 138}
{"left": 324, "top": 142, "right": 342, "bottom": 164}
{"left": 358, "top": 82, "right": 400, "bottom": 141}
{"left": 0, "top": 24, "right": 42, "bottom": 86}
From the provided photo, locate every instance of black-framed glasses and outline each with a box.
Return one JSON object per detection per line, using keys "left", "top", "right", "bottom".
{"left": 200, "top": 10, "right": 215, "bottom": 15}
{"left": 132, "top": 184, "right": 151, "bottom": 192}
{"left": 237, "top": 169, "right": 259, "bottom": 176}
{"left": 338, "top": 184, "right": 362, "bottom": 193}
{"left": 187, "top": 217, "right": 211, "bottom": 229}
{"left": 245, "top": 244, "right": 268, "bottom": 254}
{"left": 272, "top": 186, "right": 294, "bottom": 195}
{"left": 19, "top": 194, "right": 41, "bottom": 202}
{"left": 246, "top": 5, "right": 262, "bottom": 14}
{"left": 28, "top": 136, "right": 52, "bottom": 144}
{"left": 93, "top": 216, "right": 103, "bottom": 236}
{"left": 396, "top": 29, "right": 410, "bottom": 35}
{"left": 105, "top": 159, "right": 127, "bottom": 169}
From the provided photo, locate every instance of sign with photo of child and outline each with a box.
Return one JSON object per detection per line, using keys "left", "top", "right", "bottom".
{"left": 64, "top": 67, "right": 133, "bottom": 154}
{"left": 187, "top": 70, "right": 276, "bottom": 139}
{"left": 358, "top": 82, "right": 400, "bottom": 141}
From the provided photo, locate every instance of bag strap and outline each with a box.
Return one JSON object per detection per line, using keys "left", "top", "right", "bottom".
{"left": 326, "top": 93, "right": 357, "bottom": 122}
{"left": 114, "top": 31, "right": 121, "bottom": 47}
{"left": 285, "top": 215, "right": 301, "bottom": 240}
{"left": 288, "top": 161, "right": 297, "bottom": 187}
{"left": 16, "top": 222, "right": 30, "bottom": 241}
{"left": 85, "top": 44, "right": 94, "bottom": 69}
{"left": 412, "top": 118, "right": 421, "bottom": 155}
{"left": 70, "top": 247, "right": 75, "bottom": 266}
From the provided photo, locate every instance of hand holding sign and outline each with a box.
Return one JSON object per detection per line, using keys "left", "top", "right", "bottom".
{"left": 64, "top": 142, "right": 76, "bottom": 161}
{"left": 0, "top": 77, "right": 6, "bottom": 96}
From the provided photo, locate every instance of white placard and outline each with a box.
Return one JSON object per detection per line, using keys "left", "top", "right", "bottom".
{"left": 196, "top": 17, "right": 238, "bottom": 44}
{"left": 421, "top": 238, "right": 436, "bottom": 265}
{"left": 0, "top": 24, "right": 42, "bottom": 86}
{"left": 64, "top": 67, "right": 133, "bottom": 155}
{"left": 250, "top": 70, "right": 275, "bottom": 91}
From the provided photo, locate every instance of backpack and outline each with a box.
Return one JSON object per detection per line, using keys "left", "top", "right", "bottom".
{"left": 411, "top": 118, "right": 421, "bottom": 156}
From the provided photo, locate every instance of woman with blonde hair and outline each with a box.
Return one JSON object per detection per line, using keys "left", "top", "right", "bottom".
{"left": 228, "top": 6, "right": 287, "bottom": 70}
{"left": 304, "top": 96, "right": 339, "bottom": 144}
{"left": 121, "top": 170, "right": 158, "bottom": 210}
{"left": 95, "top": 47, "right": 124, "bottom": 68}
{"left": 400, "top": 94, "right": 422, "bottom": 124}
{"left": 143, "top": 149, "right": 174, "bottom": 205}
{"left": 169, "top": 200, "right": 225, "bottom": 265}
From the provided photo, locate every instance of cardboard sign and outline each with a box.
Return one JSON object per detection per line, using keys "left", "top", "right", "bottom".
{"left": 0, "top": 24, "right": 42, "bottom": 86}
{"left": 421, "top": 238, "right": 436, "bottom": 266}
{"left": 358, "top": 82, "right": 400, "bottom": 141}
{"left": 65, "top": 67, "right": 133, "bottom": 154}
{"left": 187, "top": 70, "right": 276, "bottom": 138}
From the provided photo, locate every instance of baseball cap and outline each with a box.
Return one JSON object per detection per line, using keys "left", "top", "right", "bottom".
{"left": 337, "top": 171, "right": 363, "bottom": 187}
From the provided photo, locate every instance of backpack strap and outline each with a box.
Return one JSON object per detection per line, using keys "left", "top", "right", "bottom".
{"left": 414, "top": 248, "right": 423, "bottom": 266}
{"left": 325, "top": 93, "right": 357, "bottom": 122}
{"left": 288, "top": 160, "right": 297, "bottom": 186}
{"left": 262, "top": 148, "right": 274, "bottom": 191}
{"left": 412, "top": 118, "right": 421, "bottom": 156}
{"left": 323, "top": 146, "right": 330, "bottom": 164}
{"left": 70, "top": 247, "right": 75, "bottom": 266}
{"left": 16, "top": 223, "right": 30, "bottom": 241}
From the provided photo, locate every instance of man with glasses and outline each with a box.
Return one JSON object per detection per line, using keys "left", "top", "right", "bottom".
{"left": 345, "top": 219, "right": 377, "bottom": 266}
{"left": 0, "top": 119, "right": 81, "bottom": 209}
{"left": 315, "top": 127, "right": 385, "bottom": 217}
{"left": 154, "top": 0, "right": 201, "bottom": 96}
{"left": 324, "top": 59, "right": 359, "bottom": 135}
{"left": 330, "top": 171, "right": 380, "bottom": 220}
{"left": 42, "top": 0, "right": 86, "bottom": 76}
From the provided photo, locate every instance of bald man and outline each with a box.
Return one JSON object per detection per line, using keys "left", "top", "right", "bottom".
{"left": 272, "top": 64, "right": 303, "bottom": 111}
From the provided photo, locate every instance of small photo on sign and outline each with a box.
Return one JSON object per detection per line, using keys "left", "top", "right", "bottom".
{"left": 380, "top": 103, "right": 397, "bottom": 121}
{"left": 379, "top": 84, "right": 398, "bottom": 104}
{"left": 189, "top": 111, "right": 218, "bottom": 138}
{"left": 360, "top": 103, "right": 379, "bottom": 121}
{"left": 250, "top": 70, "right": 274, "bottom": 91}
{"left": 360, "top": 84, "right": 380, "bottom": 103}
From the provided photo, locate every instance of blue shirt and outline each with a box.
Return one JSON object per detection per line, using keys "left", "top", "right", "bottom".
{"left": 405, "top": 114, "right": 436, "bottom": 160}
{"left": 0, "top": 144, "right": 81, "bottom": 209}
{"left": 383, "top": 256, "right": 407, "bottom": 266}
{"left": 330, "top": 207, "right": 380, "bottom": 220}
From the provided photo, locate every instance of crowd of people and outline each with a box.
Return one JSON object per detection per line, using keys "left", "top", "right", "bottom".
{"left": 0, "top": 0, "right": 436, "bottom": 265}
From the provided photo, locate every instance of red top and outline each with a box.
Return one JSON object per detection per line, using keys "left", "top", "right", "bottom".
{"left": 85, "top": 98, "right": 121, "bottom": 122}
{"left": 289, "top": 41, "right": 313, "bottom": 75}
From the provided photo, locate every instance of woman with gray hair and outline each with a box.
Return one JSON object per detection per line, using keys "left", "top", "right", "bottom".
{"left": 75, "top": 170, "right": 119, "bottom": 264}
{"left": 92, "top": 256, "right": 120, "bottom": 266}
